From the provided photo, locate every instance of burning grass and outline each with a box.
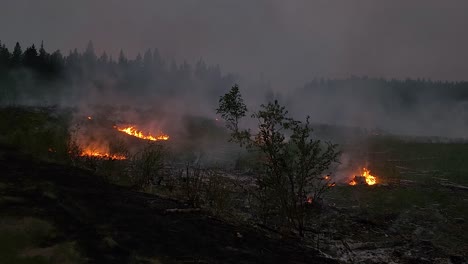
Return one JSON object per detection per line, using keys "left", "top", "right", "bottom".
{"left": 1, "top": 105, "right": 468, "bottom": 262}
{"left": 80, "top": 149, "right": 127, "bottom": 160}
{"left": 115, "top": 125, "right": 169, "bottom": 141}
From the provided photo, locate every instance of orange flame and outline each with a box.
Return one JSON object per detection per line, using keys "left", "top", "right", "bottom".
{"left": 362, "top": 168, "right": 377, "bottom": 185}
{"left": 349, "top": 167, "right": 377, "bottom": 186}
{"left": 116, "top": 125, "right": 169, "bottom": 141}
{"left": 80, "top": 149, "right": 126, "bottom": 160}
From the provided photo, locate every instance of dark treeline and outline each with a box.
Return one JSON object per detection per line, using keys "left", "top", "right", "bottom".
{"left": 300, "top": 77, "right": 468, "bottom": 108}
{"left": 291, "top": 77, "right": 468, "bottom": 138}
{"left": 2, "top": 40, "right": 468, "bottom": 112}
{"left": 0, "top": 41, "right": 236, "bottom": 106}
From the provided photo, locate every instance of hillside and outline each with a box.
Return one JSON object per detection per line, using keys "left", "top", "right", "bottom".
{"left": 0, "top": 146, "right": 335, "bottom": 264}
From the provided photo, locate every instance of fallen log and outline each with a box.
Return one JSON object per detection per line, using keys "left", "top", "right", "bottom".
{"left": 164, "top": 208, "right": 201, "bottom": 214}
{"left": 440, "top": 183, "right": 468, "bottom": 191}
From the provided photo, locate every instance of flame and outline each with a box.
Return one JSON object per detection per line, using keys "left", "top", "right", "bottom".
{"left": 362, "top": 168, "right": 377, "bottom": 185}
{"left": 349, "top": 167, "right": 377, "bottom": 186}
{"left": 87, "top": 116, "right": 92, "bottom": 120}
{"left": 116, "top": 125, "right": 169, "bottom": 141}
{"left": 80, "top": 149, "right": 127, "bottom": 160}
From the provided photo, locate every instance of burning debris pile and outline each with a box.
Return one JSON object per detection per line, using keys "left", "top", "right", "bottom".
{"left": 349, "top": 168, "right": 377, "bottom": 186}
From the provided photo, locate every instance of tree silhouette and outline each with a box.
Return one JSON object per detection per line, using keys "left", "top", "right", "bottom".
{"left": 23, "top": 44, "right": 38, "bottom": 69}
{"left": 11, "top": 42, "right": 22, "bottom": 68}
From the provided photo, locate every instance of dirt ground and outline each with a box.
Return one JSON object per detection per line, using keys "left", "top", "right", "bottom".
{"left": 0, "top": 146, "right": 336, "bottom": 264}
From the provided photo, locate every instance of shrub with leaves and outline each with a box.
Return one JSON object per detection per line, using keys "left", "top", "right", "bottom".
{"left": 216, "top": 85, "right": 340, "bottom": 236}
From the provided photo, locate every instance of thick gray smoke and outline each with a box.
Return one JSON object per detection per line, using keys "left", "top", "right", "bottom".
{"left": 288, "top": 82, "right": 468, "bottom": 139}
{"left": 1, "top": 0, "right": 468, "bottom": 139}
{"left": 1, "top": 0, "right": 467, "bottom": 86}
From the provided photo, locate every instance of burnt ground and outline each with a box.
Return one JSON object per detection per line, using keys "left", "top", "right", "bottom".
{"left": 0, "top": 147, "right": 336, "bottom": 264}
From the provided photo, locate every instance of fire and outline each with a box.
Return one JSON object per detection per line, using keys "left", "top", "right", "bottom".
{"left": 362, "top": 168, "right": 377, "bottom": 185}
{"left": 80, "top": 149, "right": 126, "bottom": 160}
{"left": 87, "top": 116, "right": 92, "bottom": 120}
{"left": 349, "top": 167, "right": 377, "bottom": 186}
{"left": 323, "top": 175, "right": 336, "bottom": 187}
{"left": 116, "top": 125, "right": 169, "bottom": 141}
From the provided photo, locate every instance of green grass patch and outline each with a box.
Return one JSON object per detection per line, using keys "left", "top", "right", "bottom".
{"left": 327, "top": 185, "right": 468, "bottom": 254}
{"left": 362, "top": 136, "right": 468, "bottom": 184}
{"left": 0, "top": 106, "right": 74, "bottom": 163}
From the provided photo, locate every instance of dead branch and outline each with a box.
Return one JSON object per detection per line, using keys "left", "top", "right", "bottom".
{"left": 164, "top": 208, "right": 201, "bottom": 214}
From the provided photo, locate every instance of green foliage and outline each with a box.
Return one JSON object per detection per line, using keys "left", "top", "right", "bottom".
{"left": 217, "top": 86, "right": 340, "bottom": 236}
{"left": 216, "top": 84, "right": 247, "bottom": 135}
{"left": 0, "top": 106, "right": 75, "bottom": 162}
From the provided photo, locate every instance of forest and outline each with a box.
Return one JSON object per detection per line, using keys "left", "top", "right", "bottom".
{"left": 2, "top": 40, "right": 468, "bottom": 111}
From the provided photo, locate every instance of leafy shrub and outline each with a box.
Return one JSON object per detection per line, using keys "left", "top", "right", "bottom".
{"left": 217, "top": 85, "right": 340, "bottom": 236}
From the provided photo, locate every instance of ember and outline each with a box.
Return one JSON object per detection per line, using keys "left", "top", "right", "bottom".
{"left": 116, "top": 125, "right": 169, "bottom": 141}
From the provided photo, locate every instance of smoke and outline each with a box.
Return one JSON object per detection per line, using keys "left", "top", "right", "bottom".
{"left": 2, "top": 0, "right": 467, "bottom": 87}
{"left": 286, "top": 80, "right": 468, "bottom": 139}
{"left": 2, "top": 0, "right": 468, "bottom": 167}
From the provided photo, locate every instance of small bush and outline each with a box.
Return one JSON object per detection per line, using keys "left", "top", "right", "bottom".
{"left": 130, "top": 143, "right": 166, "bottom": 190}
{"left": 204, "top": 170, "right": 233, "bottom": 215}
{"left": 217, "top": 85, "right": 340, "bottom": 236}
{"left": 175, "top": 164, "right": 205, "bottom": 207}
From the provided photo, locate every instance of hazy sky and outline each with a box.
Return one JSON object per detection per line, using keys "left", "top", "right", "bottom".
{"left": 1, "top": 0, "right": 467, "bottom": 88}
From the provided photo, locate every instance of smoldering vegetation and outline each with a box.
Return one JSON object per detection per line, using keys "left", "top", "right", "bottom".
{"left": 0, "top": 41, "right": 467, "bottom": 263}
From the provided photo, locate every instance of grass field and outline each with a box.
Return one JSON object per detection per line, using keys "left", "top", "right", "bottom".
{"left": 1, "top": 106, "right": 467, "bottom": 262}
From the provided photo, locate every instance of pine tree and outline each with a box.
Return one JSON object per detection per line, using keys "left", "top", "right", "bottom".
{"left": 38, "top": 41, "right": 49, "bottom": 70}
{"left": 143, "top": 49, "right": 153, "bottom": 69}
{"left": 118, "top": 49, "right": 127, "bottom": 65}
{"left": 83, "top": 40, "right": 97, "bottom": 65}
{"left": 0, "top": 42, "right": 11, "bottom": 68}
{"left": 23, "top": 44, "right": 38, "bottom": 68}
{"left": 11, "top": 42, "right": 23, "bottom": 67}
